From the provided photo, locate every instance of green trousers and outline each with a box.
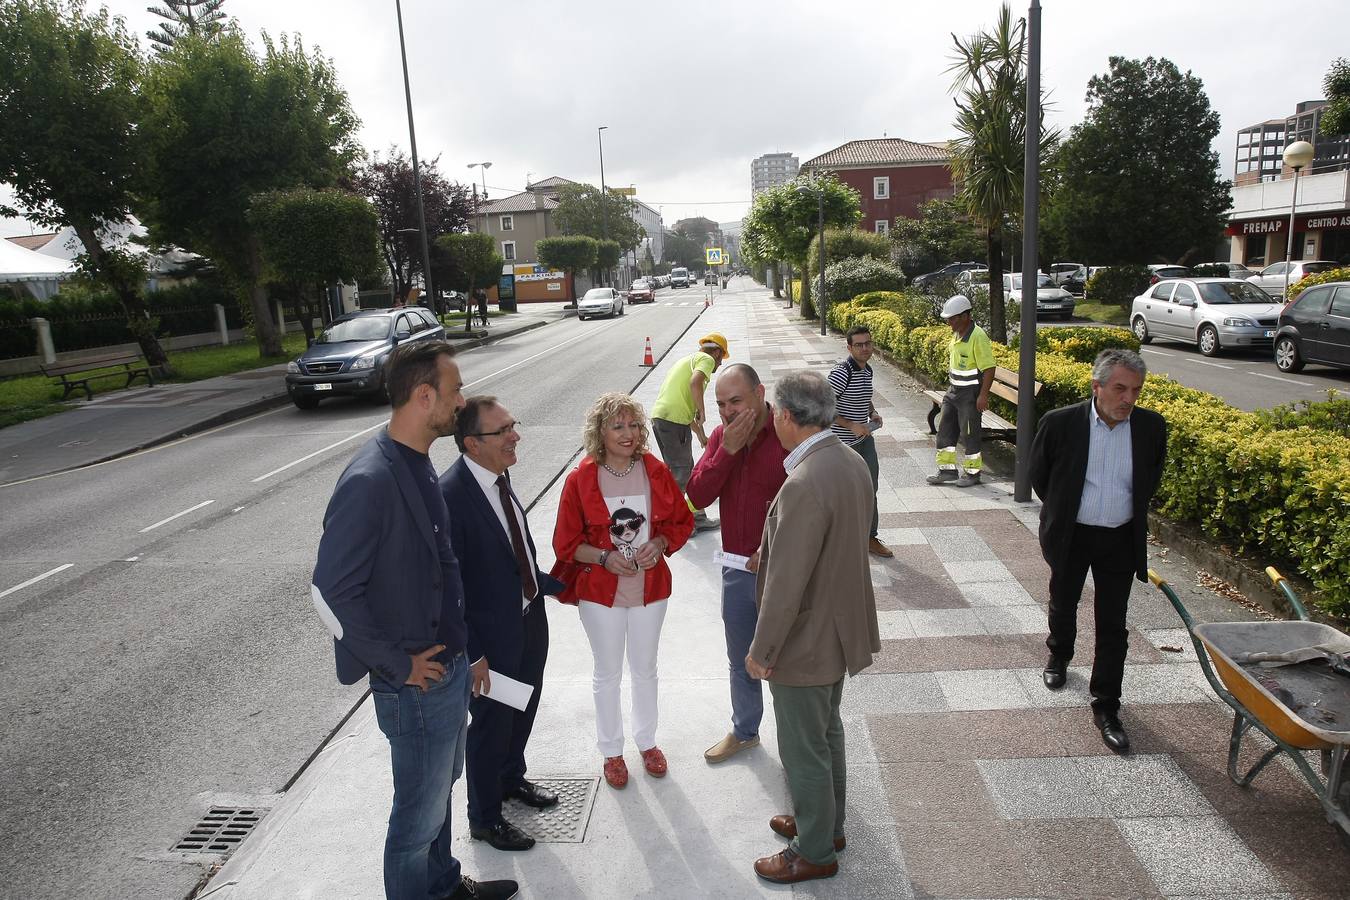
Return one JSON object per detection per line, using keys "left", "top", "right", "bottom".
{"left": 769, "top": 677, "right": 846, "bottom": 865}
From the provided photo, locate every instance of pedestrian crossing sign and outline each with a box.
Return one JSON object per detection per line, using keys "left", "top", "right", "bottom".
{"left": 706, "top": 248, "right": 724, "bottom": 265}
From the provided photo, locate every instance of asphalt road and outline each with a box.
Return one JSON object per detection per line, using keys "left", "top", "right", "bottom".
{"left": 1052, "top": 315, "right": 1350, "bottom": 411}
{"left": 0, "top": 283, "right": 714, "bottom": 900}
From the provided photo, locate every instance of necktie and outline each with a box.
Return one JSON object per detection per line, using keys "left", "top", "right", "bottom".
{"left": 496, "top": 474, "right": 538, "bottom": 604}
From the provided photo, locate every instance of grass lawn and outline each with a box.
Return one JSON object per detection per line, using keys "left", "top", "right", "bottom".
{"left": 0, "top": 332, "right": 309, "bottom": 430}
{"left": 1074, "top": 302, "right": 1130, "bottom": 326}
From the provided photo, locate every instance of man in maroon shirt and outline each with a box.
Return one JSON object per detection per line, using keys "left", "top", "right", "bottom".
{"left": 688, "top": 363, "right": 789, "bottom": 764}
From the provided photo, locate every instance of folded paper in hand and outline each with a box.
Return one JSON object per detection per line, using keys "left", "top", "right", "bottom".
{"left": 484, "top": 670, "right": 535, "bottom": 711}
{"left": 713, "top": 550, "right": 752, "bottom": 573}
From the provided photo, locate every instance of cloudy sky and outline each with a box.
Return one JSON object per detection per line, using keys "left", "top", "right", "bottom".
{"left": 2, "top": 0, "right": 1345, "bottom": 237}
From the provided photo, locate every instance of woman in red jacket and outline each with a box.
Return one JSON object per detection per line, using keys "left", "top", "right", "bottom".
{"left": 551, "top": 392, "right": 694, "bottom": 789}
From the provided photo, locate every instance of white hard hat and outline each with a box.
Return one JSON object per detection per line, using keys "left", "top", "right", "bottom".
{"left": 941, "top": 294, "right": 973, "bottom": 318}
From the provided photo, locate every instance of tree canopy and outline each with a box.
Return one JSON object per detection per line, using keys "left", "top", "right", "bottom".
{"left": 661, "top": 232, "right": 705, "bottom": 271}
{"left": 1322, "top": 57, "right": 1350, "bottom": 137}
{"left": 891, "top": 198, "right": 985, "bottom": 275}
{"left": 434, "top": 232, "right": 503, "bottom": 294}
{"left": 0, "top": 0, "right": 169, "bottom": 367}
{"left": 1043, "top": 56, "right": 1231, "bottom": 266}
{"left": 146, "top": 0, "right": 227, "bottom": 53}
{"left": 356, "top": 147, "right": 472, "bottom": 302}
{"left": 947, "top": 2, "right": 1059, "bottom": 341}
{"left": 248, "top": 187, "right": 380, "bottom": 342}
{"left": 140, "top": 30, "right": 361, "bottom": 355}
{"left": 552, "top": 183, "right": 645, "bottom": 251}
{"left": 739, "top": 175, "right": 861, "bottom": 317}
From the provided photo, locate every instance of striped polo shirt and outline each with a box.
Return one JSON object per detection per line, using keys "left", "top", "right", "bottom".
{"left": 827, "top": 357, "right": 872, "bottom": 446}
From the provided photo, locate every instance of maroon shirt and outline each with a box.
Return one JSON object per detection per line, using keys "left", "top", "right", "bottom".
{"left": 687, "top": 404, "right": 789, "bottom": 557}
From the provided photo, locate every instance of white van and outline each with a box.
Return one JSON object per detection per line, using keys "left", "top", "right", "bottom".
{"left": 670, "top": 267, "right": 690, "bottom": 288}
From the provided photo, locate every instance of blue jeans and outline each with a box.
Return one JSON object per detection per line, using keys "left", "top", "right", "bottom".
{"left": 370, "top": 653, "right": 469, "bottom": 900}
{"left": 722, "top": 567, "right": 764, "bottom": 741}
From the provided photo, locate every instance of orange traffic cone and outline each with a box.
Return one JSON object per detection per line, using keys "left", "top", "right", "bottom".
{"left": 642, "top": 336, "right": 654, "bottom": 367}
{"left": 703, "top": 294, "right": 710, "bottom": 309}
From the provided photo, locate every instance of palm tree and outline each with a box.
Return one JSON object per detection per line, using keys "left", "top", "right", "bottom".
{"left": 947, "top": 3, "right": 1058, "bottom": 342}
{"left": 146, "top": 0, "right": 227, "bottom": 54}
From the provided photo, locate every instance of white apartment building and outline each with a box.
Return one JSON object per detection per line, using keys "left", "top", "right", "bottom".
{"left": 751, "top": 152, "right": 799, "bottom": 196}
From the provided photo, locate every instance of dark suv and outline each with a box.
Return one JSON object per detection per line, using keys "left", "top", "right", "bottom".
{"left": 285, "top": 307, "right": 445, "bottom": 409}
{"left": 1273, "top": 281, "right": 1350, "bottom": 373}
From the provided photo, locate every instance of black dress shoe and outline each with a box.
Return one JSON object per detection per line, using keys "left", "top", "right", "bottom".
{"left": 1094, "top": 711, "right": 1130, "bottom": 751}
{"left": 469, "top": 818, "right": 535, "bottom": 851}
{"left": 1043, "top": 655, "right": 1068, "bottom": 690}
{"left": 446, "top": 875, "right": 520, "bottom": 899}
{"left": 503, "top": 779, "right": 558, "bottom": 809}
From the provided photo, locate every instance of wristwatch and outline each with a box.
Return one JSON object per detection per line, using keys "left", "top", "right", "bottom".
{"left": 598, "top": 550, "right": 610, "bottom": 568}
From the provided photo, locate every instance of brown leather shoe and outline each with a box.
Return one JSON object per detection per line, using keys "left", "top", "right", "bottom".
{"left": 769, "top": 814, "right": 846, "bottom": 851}
{"left": 868, "top": 537, "right": 893, "bottom": 558}
{"left": 753, "top": 847, "right": 838, "bottom": 884}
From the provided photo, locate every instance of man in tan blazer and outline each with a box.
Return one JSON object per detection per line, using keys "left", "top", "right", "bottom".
{"left": 746, "top": 370, "right": 880, "bottom": 885}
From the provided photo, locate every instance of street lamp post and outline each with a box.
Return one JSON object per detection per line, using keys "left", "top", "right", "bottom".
{"left": 1013, "top": 0, "right": 1042, "bottom": 503}
{"left": 1281, "top": 140, "right": 1316, "bottom": 299}
{"left": 465, "top": 162, "right": 492, "bottom": 334}
{"left": 597, "top": 126, "right": 609, "bottom": 285}
{"left": 393, "top": 0, "right": 433, "bottom": 312}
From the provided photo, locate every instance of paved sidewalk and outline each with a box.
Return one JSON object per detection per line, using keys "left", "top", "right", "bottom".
{"left": 0, "top": 311, "right": 558, "bottom": 485}
{"left": 197, "top": 286, "right": 1350, "bottom": 899}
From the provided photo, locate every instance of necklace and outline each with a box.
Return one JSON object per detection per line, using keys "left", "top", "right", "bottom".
{"left": 601, "top": 457, "right": 636, "bottom": 478}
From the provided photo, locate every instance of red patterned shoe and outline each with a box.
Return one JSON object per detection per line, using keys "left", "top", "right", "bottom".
{"left": 603, "top": 756, "right": 628, "bottom": 789}
{"left": 640, "top": 746, "right": 668, "bottom": 777}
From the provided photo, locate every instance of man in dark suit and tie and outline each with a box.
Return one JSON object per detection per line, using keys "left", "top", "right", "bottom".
{"left": 312, "top": 341, "right": 517, "bottom": 900}
{"left": 442, "top": 397, "right": 564, "bottom": 852}
{"left": 1030, "top": 348, "right": 1168, "bottom": 752}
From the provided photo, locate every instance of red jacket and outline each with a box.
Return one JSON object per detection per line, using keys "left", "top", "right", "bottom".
{"left": 550, "top": 453, "right": 694, "bottom": 607}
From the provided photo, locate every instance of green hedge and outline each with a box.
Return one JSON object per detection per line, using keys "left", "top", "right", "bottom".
{"left": 828, "top": 298, "right": 1350, "bottom": 615}
{"left": 1085, "top": 264, "right": 1150, "bottom": 307}
{"left": 1009, "top": 325, "right": 1140, "bottom": 365}
{"left": 1287, "top": 265, "right": 1350, "bottom": 300}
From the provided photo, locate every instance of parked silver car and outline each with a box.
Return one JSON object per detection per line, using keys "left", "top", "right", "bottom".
{"left": 1246, "top": 260, "right": 1338, "bottom": 297}
{"left": 1130, "top": 278, "right": 1282, "bottom": 356}
{"left": 1004, "top": 273, "right": 1076, "bottom": 319}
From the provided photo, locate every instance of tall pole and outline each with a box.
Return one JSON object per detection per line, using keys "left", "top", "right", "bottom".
{"left": 597, "top": 126, "right": 609, "bottom": 286}
{"left": 1013, "top": 0, "right": 1042, "bottom": 502}
{"left": 394, "top": 0, "right": 433, "bottom": 311}
{"left": 1284, "top": 167, "right": 1303, "bottom": 299}
{"left": 817, "top": 191, "right": 827, "bottom": 335}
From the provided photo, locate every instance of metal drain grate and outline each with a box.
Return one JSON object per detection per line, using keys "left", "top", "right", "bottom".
{"left": 503, "top": 778, "right": 598, "bottom": 843}
{"left": 173, "top": 806, "right": 268, "bottom": 855}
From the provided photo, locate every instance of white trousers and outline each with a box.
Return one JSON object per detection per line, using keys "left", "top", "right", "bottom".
{"left": 577, "top": 599, "right": 668, "bottom": 757}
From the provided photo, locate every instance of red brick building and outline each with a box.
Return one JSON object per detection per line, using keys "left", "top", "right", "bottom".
{"left": 800, "top": 138, "right": 954, "bottom": 234}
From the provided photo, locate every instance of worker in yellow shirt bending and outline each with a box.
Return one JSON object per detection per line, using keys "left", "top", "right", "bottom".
{"left": 927, "top": 295, "right": 995, "bottom": 488}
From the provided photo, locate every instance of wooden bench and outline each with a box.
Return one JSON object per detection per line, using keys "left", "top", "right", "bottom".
{"left": 923, "top": 365, "right": 1042, "bottom": 443}
{"left": 41, "top": 351, "right": 156, "bottom": 401}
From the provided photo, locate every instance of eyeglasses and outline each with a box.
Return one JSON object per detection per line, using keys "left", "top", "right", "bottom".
{"left": 469, "top": 421, "right": 520, "bottom": 439}
{"left": 609, "top": 513, "right": 646, "bottom": 537}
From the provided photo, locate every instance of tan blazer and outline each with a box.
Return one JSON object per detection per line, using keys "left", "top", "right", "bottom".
{"left": 750, "top": 433, "right": 880, "bottom": 686}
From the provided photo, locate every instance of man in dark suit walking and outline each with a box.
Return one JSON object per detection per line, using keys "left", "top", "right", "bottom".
{"left": 312, "top": 341, "right": 517, "bottom": 900}
{"left": 442, "top": 397, "right": 564, "bottom": 852}
{"left": 1030, "top": 348, "right": 1168, "bottom": 752}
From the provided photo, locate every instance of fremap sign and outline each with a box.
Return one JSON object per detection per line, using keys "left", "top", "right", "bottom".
{"left": 1226, "top": 210, "right": 1350, "bottom": 236}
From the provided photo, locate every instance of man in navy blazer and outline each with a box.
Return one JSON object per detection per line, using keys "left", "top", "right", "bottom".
{"left": 312, "top": 341, "right": 517, "bottom": 900}
{"left": 1030, "top": 348, "right": 1168, "bottom": 753}
{"left": 442, "top": 397, "right": 565, "bottom": 853}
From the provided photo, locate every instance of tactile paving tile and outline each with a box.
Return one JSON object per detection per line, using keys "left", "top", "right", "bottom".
{"left": 502, "top": 777, "right": 598, "bottom": 842}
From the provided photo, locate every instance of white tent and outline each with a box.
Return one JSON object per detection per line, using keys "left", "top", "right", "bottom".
{"left": 0, "top": 239, "right": 75, "bottom": 301}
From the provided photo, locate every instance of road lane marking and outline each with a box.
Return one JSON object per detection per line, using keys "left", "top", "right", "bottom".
{"left": 139, "top": 499, "right": 216, "bottom": 533}
{"left": 1190, "top": 360, "right": 1233, "bottom": 369}
{"left": 250, "top": 309, "right": 685, "bottom": 484}
{"left": 1140, "top": 348, "right": 1176, "bottom": 357}
{"left": 1250, "top": 372, "right": 1315, "bottom": 387}
{"left": 0, "top": 563, "right": 74, "bottom": 599}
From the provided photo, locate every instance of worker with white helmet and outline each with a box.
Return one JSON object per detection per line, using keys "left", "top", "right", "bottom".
{"left": 926, "top": 294, "right": 995, "bottom": 487}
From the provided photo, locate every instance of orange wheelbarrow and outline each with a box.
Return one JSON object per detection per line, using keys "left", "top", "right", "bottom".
{"left": 1148, "top": 567, "right": 1350, "bottom": 835}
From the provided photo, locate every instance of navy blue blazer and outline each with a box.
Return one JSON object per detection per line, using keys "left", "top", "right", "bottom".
{"left": 440, "top": 457, "right": 564, "bottom": 673}
{"left": 312, "top": 429, "right": 466, "bottom": 688}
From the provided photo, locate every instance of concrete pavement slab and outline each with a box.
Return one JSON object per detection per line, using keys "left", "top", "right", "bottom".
{"left": 193, "top": 285, "right": 1350, "bottom": 899}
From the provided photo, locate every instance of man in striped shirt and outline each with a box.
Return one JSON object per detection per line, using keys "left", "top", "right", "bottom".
{"left": 926, "top": 295, "right": 995, "bottom": 488}
{"left": 827, "top": 326, "right": 891, "bottom": 558}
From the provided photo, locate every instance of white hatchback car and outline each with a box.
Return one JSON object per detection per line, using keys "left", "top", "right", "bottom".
{"left": 1130, "top": 278, "right": 1282, "bottom": 356}
{"left": 577, "top": 287, "right": 624, "bottom": 320}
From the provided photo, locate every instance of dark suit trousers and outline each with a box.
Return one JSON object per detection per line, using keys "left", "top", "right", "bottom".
{"left": 466, "top": 598, "right": 549, "bottom": 829}
{"left": 1046, "top": 522, "right": 1135, "bottom": 714}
